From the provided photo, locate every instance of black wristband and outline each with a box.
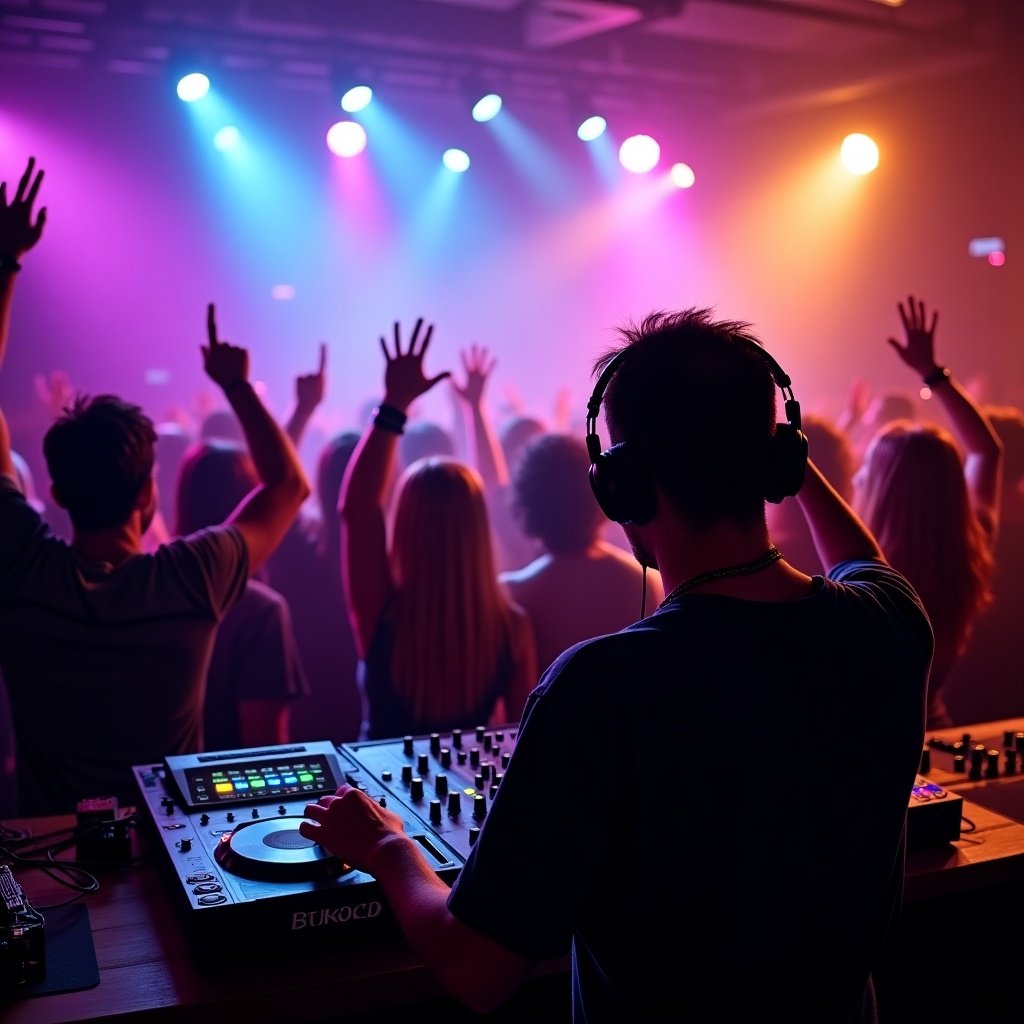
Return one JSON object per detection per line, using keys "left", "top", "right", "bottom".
{"left": 922, "top": 366, "right": 951, "bottom": 388}
{"left": 0, "top": 254, "right": 22, "bottom": 273}
{"left": 373, "top": 403, "right": 408, "bottom": 435}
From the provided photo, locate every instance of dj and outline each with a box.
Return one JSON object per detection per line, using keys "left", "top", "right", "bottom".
{"left": 303, "top": 309, "right": 932, "bottom": 1021}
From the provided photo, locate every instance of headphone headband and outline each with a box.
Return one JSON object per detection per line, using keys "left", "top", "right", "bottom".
{"left": 584, "top": 334, "right": 807, "bottom": 523}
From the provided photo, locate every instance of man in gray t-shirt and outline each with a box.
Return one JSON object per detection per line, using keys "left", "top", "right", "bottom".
{"left": 0, "top": 157, "right": 311, "bottom": 814}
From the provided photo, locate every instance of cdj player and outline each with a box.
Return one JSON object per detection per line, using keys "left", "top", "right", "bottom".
{"left": 133, "top": 725, "right": 517, "bottom": 962}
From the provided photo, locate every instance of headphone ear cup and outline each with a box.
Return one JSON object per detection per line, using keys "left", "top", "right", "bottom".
{"left": 764, "top": 425, "right": 809, "bottom": 503}
{"left": 588, "top": 442, "right": 657, "bottom": 525}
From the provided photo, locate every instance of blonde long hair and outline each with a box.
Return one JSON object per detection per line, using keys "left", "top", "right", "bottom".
{"left": 856, "top": 421, "right": 994, "bottom": 671}
{"left": 387, "top": 457, "right": 514, "bottom": 723}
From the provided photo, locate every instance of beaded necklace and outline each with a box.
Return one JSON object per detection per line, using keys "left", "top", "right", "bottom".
{"left": 658, "top": 546, "right": 783, "bottom": 610}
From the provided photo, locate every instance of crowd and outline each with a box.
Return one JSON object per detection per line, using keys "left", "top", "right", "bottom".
{"left": 1, "top": 155, "right": 1021, "bottom": 1022}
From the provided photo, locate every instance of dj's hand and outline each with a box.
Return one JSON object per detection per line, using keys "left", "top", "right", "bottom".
{"left": 300, "top": 784, "right": 406, "bottom": 873}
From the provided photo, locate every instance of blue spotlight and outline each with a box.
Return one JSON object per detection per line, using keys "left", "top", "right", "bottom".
{"left": 471, "top": 93, "right": 502, "bottom": 123}
{"left": 443, "top": 148, "right": 471, "bottom": 172}
{"left": 577, "top": 115, "right": 607, "bottom": 142}
{"left": 341, "top": 85, "right": 373, "bottom": 113}
{"left": 176, "top": 72, "right": 210, "bottom": 102}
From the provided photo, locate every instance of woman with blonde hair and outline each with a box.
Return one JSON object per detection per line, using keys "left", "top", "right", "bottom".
{"left": 340, "top": 319, "right": 537, "bottom": 739}
{"left": 855, "top": 296, "right": 1002, "bottom": 729}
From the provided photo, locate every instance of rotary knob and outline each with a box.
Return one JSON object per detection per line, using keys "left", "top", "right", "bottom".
{"left": 401, "top": 764, "right": 413, "bottom": 785}
{"left": 452, "top": 729, "right": 463, "bottom": 749}
{"left": 403, "top": 735, "right": 414, "bottom": 757}
{"left": 969, "top": 744, "right": 986, "bottom": 780}
{"left": 251, "top": 807, "right": 260, "bottom": 818}
{"left": 440, "top": 748, "right": 452, "bottom": 769}
{"left": 429, "top": 799, "right": 442, "bottom": 825}
{"left": 468, "top": 827, "right": 480, "bottom": 846}
{"left": 199, "top": 813, "right": 210, "bottom": 826}
{"left": 429, "top": 733, "right": 441, "bottom": 756}
{"left": 483, "top": 732, "right": 493, "bottom": 753}
{"left": 1006, "top": 749, "right": 1019, "bottom": 775}
{"left": 986, "top": 749, "right": 1000, "bottom": 779}
{"left": 435, "top": 773, "right": 448, "bottom": 798}
{"left": 226, "top": 811, "right": 235, "bottom": 822}
{"left": 410, "top": 777, "right": 424, "bottom": 802}
{"left": 470, "top": 747, "right": 481, "bottom": 767}
{"left": 472, "top": 793, "right": 487, "bottom": 821}
{"left": 447, "top": 792, "right": 461, "bottom": 818}
{"left": 417, "top": 753, "right": 429, "bottom": 776}
{"left": 476, "top": 725, "right": 486, "bottom": 742}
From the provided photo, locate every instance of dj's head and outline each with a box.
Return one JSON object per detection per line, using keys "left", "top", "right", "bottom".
{"left": 586, "top": 308, "right": 806, "bottom": 530}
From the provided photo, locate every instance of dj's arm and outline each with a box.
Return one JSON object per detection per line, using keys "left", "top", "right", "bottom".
{"left": 796, "top": 458, "right": 883, "bottom": 571}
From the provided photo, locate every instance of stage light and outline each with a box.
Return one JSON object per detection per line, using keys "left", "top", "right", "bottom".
{"left": 969, "top": 236, "right": 1004, "bottom": 258}
{"left": 840, "top": 133, "right": 879, "bottom": 175}
{"left": 988, "top": 251, "right": 1006, "bottom": 267}
{"left": 176, "top": 72, "right": 210, "bottom": 103}
{"left": 471, "top": 93, "right": 502, "bottom": 123}
{"left": 670, "top": 162, "right": 696, "bottom": 188}
{"left": 577, "top": 115, "right": 607, "bottom": 142}
{"left": 213, "top": 126, "right": 241, "bottom": 151}
{"left": 341, "top": 85, "right": 373, "bottom": 113}
{"left": 619, "top": 134, "right": 660, "bottom": 174}
{"left": 326, "top": 120, "right": 367, "bottom": 157}
{"left": 443, "top": 148, "right": 470, "bottom": 172}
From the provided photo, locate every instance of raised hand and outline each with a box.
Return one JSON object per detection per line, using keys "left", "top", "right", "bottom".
{"left": 887, "top": 295, "right": 939, "bottom": 377}
{"left": 380, "top": 318, "right": 450, "bottom": 409}
{"left": 34, "top": 368, "right": 75, "bottom": 418}
{"left": 201, "top": 303, "right": 249, "bottom": 390}
{"left": 0, "top": 157, "right": 47, "bottom": 259}
{"left": 295, "top": 342, "right": 327, "bottom": 413}
{"left": 450, "top": 343, "right": 497, "bottom": 409}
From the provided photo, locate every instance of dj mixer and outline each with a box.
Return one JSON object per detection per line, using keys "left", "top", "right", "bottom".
{"left": 921, "top": 725, "right": 1024, "bottom": 826}
{"left": 133, "top": 725, "right": 517, "bottom": 961}
{"left": 135, "top": 721, "right": 984, "bottom": 962}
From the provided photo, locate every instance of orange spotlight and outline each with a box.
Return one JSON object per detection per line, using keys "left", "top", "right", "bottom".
{"left": 840, "top": 133, "right": 879, "bottom": 175}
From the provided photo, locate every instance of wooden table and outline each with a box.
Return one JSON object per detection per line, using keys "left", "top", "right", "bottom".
{"left": 6, "top": 718, "right": 1024, "bottom": 1022}
{"left": 0, "top": 814, "right": 568, "bottom": 1023}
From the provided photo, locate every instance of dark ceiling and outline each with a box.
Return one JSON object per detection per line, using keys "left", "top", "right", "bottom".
{"left": 0, "top": 0, "right": 1018, "bottom": 122}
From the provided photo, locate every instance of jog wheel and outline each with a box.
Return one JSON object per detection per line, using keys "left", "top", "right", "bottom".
{"left": 213, "top": 816, "right": 350, "bottom": 882}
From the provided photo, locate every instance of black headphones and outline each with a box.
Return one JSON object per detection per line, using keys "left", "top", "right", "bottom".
{"left": 585, "top": 340, "right": 808, "bottom": 525}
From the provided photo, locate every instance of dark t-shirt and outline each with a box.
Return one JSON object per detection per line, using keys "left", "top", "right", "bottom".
{"left": 0, "top": 475, "right": 248, "bottom": 814}
{"left": 448, "top": 560, "right": 933, "bottom": 1023}
{"left": 203, "top": 578, "right": 310, "bottom": 751}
